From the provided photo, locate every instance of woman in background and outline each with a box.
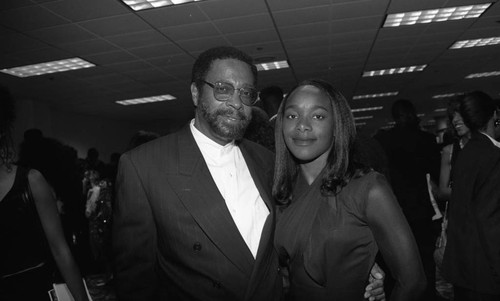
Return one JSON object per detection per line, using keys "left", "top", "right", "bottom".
{"left": 273, "top": 79, "right": 426, "bottom": 300}
{"left": 0, "top": 86, "right": 89, "bottom": 300}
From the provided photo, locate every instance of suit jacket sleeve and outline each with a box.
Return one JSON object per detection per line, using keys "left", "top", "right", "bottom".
{"left": 112, "top": 153, "right": 158, "bottom": 300}
{"left": 473, "top": 157, "right": 500, "bottom": 279}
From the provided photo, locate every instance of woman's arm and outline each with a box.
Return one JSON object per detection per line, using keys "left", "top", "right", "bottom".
{"left": 28, "top": 169, "right": 89, "bottom": 301}
{"left": 438, "top": 144, "right": 453, "bottom": 200}
{"left": 365, "top": 175, "right": 427, "bottom": 301}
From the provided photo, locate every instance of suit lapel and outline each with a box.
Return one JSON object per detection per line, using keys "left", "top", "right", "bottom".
{"left": 167, "top": 127, "right": 254, "bottom": 275}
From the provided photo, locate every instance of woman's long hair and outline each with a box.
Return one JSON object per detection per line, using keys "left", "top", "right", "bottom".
{"left": 272, "top": 79, "right": 366, "bottom": 206}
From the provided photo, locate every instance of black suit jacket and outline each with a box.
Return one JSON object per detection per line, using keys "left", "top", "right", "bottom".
{"left": 443, "top": 132, "right": 500, "bottom": 294}
{"left": 112, "top": 125, "right": 282, "bottom": 301}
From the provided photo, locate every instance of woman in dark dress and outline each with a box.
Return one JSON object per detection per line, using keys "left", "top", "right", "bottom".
{"left": 0, "top": 86, "right": 89, "bottom": 300}
{"left": 273, "top": 79, "right": 426, "bottom": 301}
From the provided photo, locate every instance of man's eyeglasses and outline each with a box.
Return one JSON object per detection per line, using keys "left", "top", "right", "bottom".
{"left": 202, "top": 80, "right": 258, "bottom": 106}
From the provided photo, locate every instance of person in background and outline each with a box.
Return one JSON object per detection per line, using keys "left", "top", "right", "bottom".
{"left": 260, "top": 85, "right": 284, "bottom": 124}
{"left": 112, "top": 46, "right": 385, "bottom": 301}
{"left": 374, "top": 99, "right": 441, "bottom": 300}
{"left": 443, "top": 91, "right": 500, "bottom": 301}
{"left": 0, "top": 85, "right": 89, "bottom": 300}
{"left": 438, "top": 97, "right": 471, "bottom": 200}
{"left": 273, "top": 79, "right": 425, "bottom": 301}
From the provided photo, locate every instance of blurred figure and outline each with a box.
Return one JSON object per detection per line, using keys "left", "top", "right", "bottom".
{"left": 243, "top": 106, "right": 275, "bottom": 152}
{"left": 259, "top": 85, "right": 284, "bottom": 123}
{"left": 84, "top": 170, "right": 113, "bottom": 283}
{"left": 494, "top": 98, "right": 500, "bottom": 141}
{"left": 374, "top": 99, "right": 441, "bottom": 300}
{"left": 434, "top": 97, "right": 473, "bottom": 300}
{"left": 81, "top": 147, "right": 105, "bottom": 176}
{"left": 0, "top": 85, "right": 88, "bottom": 300}
{"left": 443, "top": 91, "right": 500, "bottom": 301}
{"left": 126, "top": 130, "right": 160, "bottom": 151}
{"left": 438, "top": 97, "right": 471, "bottom": 200}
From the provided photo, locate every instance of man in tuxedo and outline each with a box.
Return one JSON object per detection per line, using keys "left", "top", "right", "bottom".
{"left": 112, "top": 46, "right": 385, "bottom": 301}
{"left": 443, "top": 91, "right": 500, "bottom": 300}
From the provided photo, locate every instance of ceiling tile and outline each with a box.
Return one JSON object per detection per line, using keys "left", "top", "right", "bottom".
{"left": 42, "top": 0, "right": 130, "bottom": 22}
{"left": 127, "top": 43, "right": 183, "bottom": 59}
{"left": 79, "top": 14, "right": 152, "bottom": 37}
{"left": 83, "top": 50, "right": 137, "bottom": 65}
{"left": 177, "top": 36, "right": 229, "bottom": 53}
{"left": 213, "top": 14, "right": 274, "bottom": 34}
{"left": 330, "top": 16, "right": 382, "bottom": 35}
{"left": 27, "top": 24, "right": 97, "bottom": 45}
{"left": 58, "top": 39, "right": 120, "bottom": 56}
{"left": 0, "top": 32, "right": 48, "bottom": 55}
{"left": 0, "top": 5, "right": 68, "bottom": 31}
{"left": 267, "top": 0, "right": 331, "bottom": 11}
{"left": 279, "top": 23, "right": 330, "bottom": 40}
{"left": 330, "top": 0, "right": 389, "bottom": 19}
{"left": 138, "top": 4, "right": 208, "bottom": 28}
{"left": 160, "top": 22, "right": 219, "bottom": 41}
{"left": 106, "top": 30, "right": 169, "bottom": 49}
{"left": 0, "top": 0, "right": 33, "bottom": 11}
{"left": 198, "top": 0, "right": 267, "bottom": 19}
{"left": 273, "top": 6, "right": 331, "bottom": 26}
{"left": 225, "top": 29, "right": 279, "bottom": 46}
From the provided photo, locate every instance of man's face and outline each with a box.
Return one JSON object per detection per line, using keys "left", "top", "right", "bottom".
{"left": 191, "top": 58, "right": 254, "bottom": 145}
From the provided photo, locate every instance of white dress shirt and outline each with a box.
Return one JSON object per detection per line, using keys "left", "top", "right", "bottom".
{"left": 190, "top": 120, "right": 270, "bottom": 258}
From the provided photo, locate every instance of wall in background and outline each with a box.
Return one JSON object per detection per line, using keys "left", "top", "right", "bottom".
{"left": 13, "top": 97, "right": 144, "bottom": 162}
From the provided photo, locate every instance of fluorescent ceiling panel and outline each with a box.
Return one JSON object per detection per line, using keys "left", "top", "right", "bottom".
{"left": 351, "top": 106, "right": 383, "bottom": 113}
{"left": 0, "top": 58, "right": 95, "bottom": 78}
{"left": 432, "top": 92, "right": 463, "bottom": 99}
{"left": 352, "top": 92, "right": 398, "bottom": 100}
{"left": 256, "top": 60, "right": 289, "bottom": 71}
{"left": 353, "top": 116, "right": 373, "bottom": 120}
{"left": 383, "top": 4, "right": 491, "bottom": 27}
{"left": 363, "top": 65, "right": 426, "bottom": 77}
{"left": 465, "top": 71, "right": 500, "bottom": 78}
{"left": 450, "top": 37, "right": 500, "bottom": 49}
{"left": 116, "top": 94, "right": 176, "bottom": 105}
{"left": 121, "top": 0, "right": 205, "bottom": 11}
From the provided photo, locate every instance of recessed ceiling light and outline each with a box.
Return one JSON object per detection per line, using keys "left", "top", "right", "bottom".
{"left": 353, "top": 115, "right": 373, "bottom": 121}
{"left": 0, "top": 58, "right": 95, "bottom": 78}
{"left": 363, "top": 65, "right": 426, "bottom": 77}
{"left": 417, "top": 113, "right": 425, "bottom": 117}
{"left": 256, "top": 60, "right": 289, "bottom": 71}
{"left": 383, "top": 3, "right": 492, "bottom": 27}
{"left": 434, "top": 108, "right": 447, "bottom": 112}
{"left": 121, "top": 0, "right": 205, "bottom": 11}
{"left": 116, "top": 94, "right": 176, "bottom": 105}
{"left": 352, "top": 92, "right": 398, "bottom": 100}
{"left": 450, "top": 37, "right": 500, "bottom": 49}
{"left": 465, "top": 71, "right": 500, "bottom": 78}
{"left": 351, "top": 106, "right": 383, "bottom": 113}
{"left": 432, "top": 92, "right": 463, "bottom": 99}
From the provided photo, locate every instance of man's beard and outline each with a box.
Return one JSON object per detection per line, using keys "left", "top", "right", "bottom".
{"left": 199, "top": 100, "right": 251, "bottom": 141}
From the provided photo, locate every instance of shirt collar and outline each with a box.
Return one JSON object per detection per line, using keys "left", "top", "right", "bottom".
{"left": 480, "top": 131, "right": 500, "bottom": 148}
{"left": 190, "top": 119, "right": 236, "bottom": 156}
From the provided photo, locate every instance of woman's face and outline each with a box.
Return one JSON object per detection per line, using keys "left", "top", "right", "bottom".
{"left": 452, "top": 112, "right": 470, "bottom": 137}
{"left": 282, "top": 85, "right": 334, "bottom": 166}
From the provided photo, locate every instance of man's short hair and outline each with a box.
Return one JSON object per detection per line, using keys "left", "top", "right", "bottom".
{"left": 191, "top": 46, "right": 258, "bottom": 93}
